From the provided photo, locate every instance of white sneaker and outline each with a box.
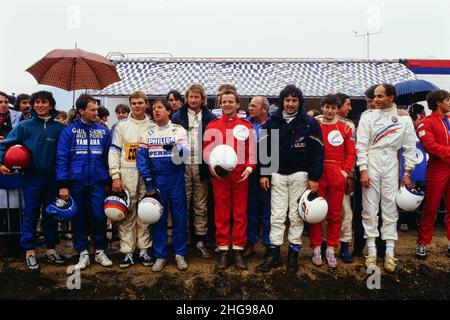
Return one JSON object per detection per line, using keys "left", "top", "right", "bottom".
{"left": 74, "top": 253, "right": 90, "bottom": 270}
{"left": 365, "top": 255, "right": 377, "bottom": 269}
{"left": 175, "top": 254, "right": 188, "bottom": 271}
{"left": 95, "top": 251, "right": 113, "bottom": 267}
{"left": 384, "top": 255, "right": 397, "bottom": 273}
{"left": 152, "top": 258, "right": 166, "bottom": 272}
{"left": 311, "top": 251, "right": 323, "bottom": 266}
{"left": 325, "top": 251, "right": 338, "bottom": 268}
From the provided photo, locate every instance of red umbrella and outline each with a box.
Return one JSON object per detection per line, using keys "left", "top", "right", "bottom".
{"left": 26, "top": 48, "right": 121, "bottom": 91}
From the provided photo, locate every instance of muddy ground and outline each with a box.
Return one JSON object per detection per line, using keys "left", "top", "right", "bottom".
{"left": 0, "top": 227, "right": 449, "bottom": 300}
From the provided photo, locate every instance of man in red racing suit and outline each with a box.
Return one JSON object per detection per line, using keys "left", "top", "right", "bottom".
{"left": 203, "top": 90, "right": 256, "bottom": 270}
{"left": 415, "top": 90, "right": 450, "bottom": 259}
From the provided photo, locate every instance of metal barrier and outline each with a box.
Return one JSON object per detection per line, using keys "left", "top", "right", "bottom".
{"left": 0, "top": 175, "right": 24, "bottom": 235}
{"left": 0, "top": 175, "right": 116, "bottom": 249}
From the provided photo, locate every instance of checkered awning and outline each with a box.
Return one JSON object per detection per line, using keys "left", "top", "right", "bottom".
{"left": 90, "top": 57, "right": 417, "bottom": 98}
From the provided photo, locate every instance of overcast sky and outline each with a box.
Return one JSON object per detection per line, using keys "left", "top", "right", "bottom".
{"left": 1, "top": 0, "right": 449, "bottom": 108}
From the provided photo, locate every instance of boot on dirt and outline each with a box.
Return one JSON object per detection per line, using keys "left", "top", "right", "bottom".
{"left": 264, "top": 246, "right": 270, "bottom": 258}
{"left": 216, "top": 250, "right": 231, "bottom": 271}
{"left": 242, "top": 242, "right": 255, "bottom": 258}
{"left": 287, "top": 244, "right": 300, "bottom": 273}
{"left": 195, "top": 241, "right": 212, "bottom": 259}
{"left": 340, "top": 242, "right": 354, "bottom": 263}
{"left": 233, "top": 250, "right": 248, "bottom": 270}
{"left": 256, "top": 245, "right": 281, "bottom": 272}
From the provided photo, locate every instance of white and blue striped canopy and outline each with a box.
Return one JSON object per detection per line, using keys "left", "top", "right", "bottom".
{"left": 90, "top": 57, "right": 417, "bottom": 97}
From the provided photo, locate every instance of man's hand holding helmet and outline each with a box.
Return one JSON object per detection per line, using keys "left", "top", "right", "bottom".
{"left": 112, "top": 178, "right": 124, "bottom": 193}
{"left": 59, "top": 188, "right": 70, "bottom": 201}
{"left": 213, "top": 165, "right": 230, "bottom": 179}
{"left": 308, "top": 180, "right": 319, "bottom": 193}
{"left": 401, "top": 170, "right": 413, "bottom": 188}
{"left": 0, "top": 165, "right": 11, "bottom": 175}
{"left": 163, "top": 142, "right": 186, "bottom": 158}
{"left": 145, "top": 189, "right": 162, "bottom": 203}
{"left": 162, "top": 142, "right": 175, "bottom": 152}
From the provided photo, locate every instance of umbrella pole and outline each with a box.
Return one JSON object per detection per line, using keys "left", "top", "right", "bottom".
{"left": 71, "top": 43, "right": 77, "bottom": 108}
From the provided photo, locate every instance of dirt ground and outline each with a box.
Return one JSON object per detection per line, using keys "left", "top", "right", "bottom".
{"left": 0, "top": 226, "right": 449, "bottom": 300}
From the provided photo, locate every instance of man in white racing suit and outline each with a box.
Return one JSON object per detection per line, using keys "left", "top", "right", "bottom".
{"left": 109, "top": 91, "right": 153, "bottom": 268}
{"left": 356, "top": 83, "right": 417, "bottom": 273}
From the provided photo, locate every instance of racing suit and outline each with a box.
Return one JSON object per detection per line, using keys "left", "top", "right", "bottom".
{"left": 261, "top": 108, "right": 324, "bottom": 247}
{"left": 203, "top": 115, "right": 256, "bottom": 250}
{"left": 57, "top": 118, "right": 111, "bottom": 252}
{"left": 416, "top": 112, "right": 450, "bottom": 244}
{"left": 309, "top": 118, "right": 356, "bottom": 249}
{"left": 109, "top": 115, "right": 152, "bottom": 254}
{"left": 317, "top": 115, "right": 356, "bottom": 244}
{"left": 0, "top": 109, "right": 64, "bottom": 251}
{"left": 137, "top": 121, "right": 189, "bottom": 259}
{"left": 356, "top": 105, "right": 417, "bottom": 241}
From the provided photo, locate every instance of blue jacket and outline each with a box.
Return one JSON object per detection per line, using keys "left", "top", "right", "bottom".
{"left": 0, "top": 109, "right": 22, "bottom": 138}
{"left": 56, "top": 118, "right": 110, "bottom": 187}
{"left": 261, "top": 107, "right": 324, "bottom": 181}
{"left": 171, "top": 103, "right": 216, "bottom": 180}
{"left": 0, "top": 109, "right": 64, "bottom": 175}
{"left": 247, "top": 114, "right": 271, "bottom": 178}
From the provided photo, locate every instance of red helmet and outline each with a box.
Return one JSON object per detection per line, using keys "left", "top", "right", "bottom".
{"left": 4, "top": 145, "right": 31, "bottom": 171}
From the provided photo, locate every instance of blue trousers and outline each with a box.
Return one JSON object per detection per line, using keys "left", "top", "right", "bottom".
{"left": 246, "top": 173, "right": 271, "bottom": 247}
{"left": 71, "top": 182, "right": 107, "bottom": 252}
{"left": 152, "top": 171, "right": 187, "bottom": 258}
{"left": 20, "top": 175, "right": 59, "bottom": 251}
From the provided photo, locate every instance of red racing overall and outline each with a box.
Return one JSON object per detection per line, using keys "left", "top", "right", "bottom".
{"left": 309, "top": 119, "right": 356, "bottom": 249}
{"left": 416, "top": 113, "right": 450, "bottom": 244}
{"left": 203, "top": 115, "right": 256, "bottom": 250}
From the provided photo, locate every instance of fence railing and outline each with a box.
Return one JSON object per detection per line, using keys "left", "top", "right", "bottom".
{"left": 0, "top": 175, "right": 24, "bottom": 235}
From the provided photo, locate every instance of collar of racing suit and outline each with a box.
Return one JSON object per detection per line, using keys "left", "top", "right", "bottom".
{"left": 156, "top": 120, "right": 172, "bottom": 129}
{"left": 321, "top": 117, "right": 338, "bottom": 124}
{"left": 80, "top": 118, "right": 94, "bottom": 126}
{"left": 220, "top": 114, "right": 238, "bottom": 122}
{"left": 129, "top": 113, "right": 148, "bottom": 124}
{"left": 379, "top": 105, "right": 397, "bottom": 114}
{"left": 430, "top": 111, "right": 447, "bottom": 120}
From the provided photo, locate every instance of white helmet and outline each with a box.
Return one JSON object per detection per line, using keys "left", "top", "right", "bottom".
{"left": 104, "top": 189, "right": 131, "bottom": 222}
{"left": 298, "top": 190, "right": 328, "bottom": 224}
{"left": 396, "top": 185, "right": 425, "bottom": 212}
{"left": 208, "top": 144, "right": 238, "bottom": 179}
{"left": 137, "top": 195, "right": 163, "bottom": 225}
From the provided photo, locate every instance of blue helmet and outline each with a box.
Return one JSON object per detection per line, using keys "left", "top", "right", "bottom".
{"left": 44, "top": 196, "right": 78, "bottom": 221}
